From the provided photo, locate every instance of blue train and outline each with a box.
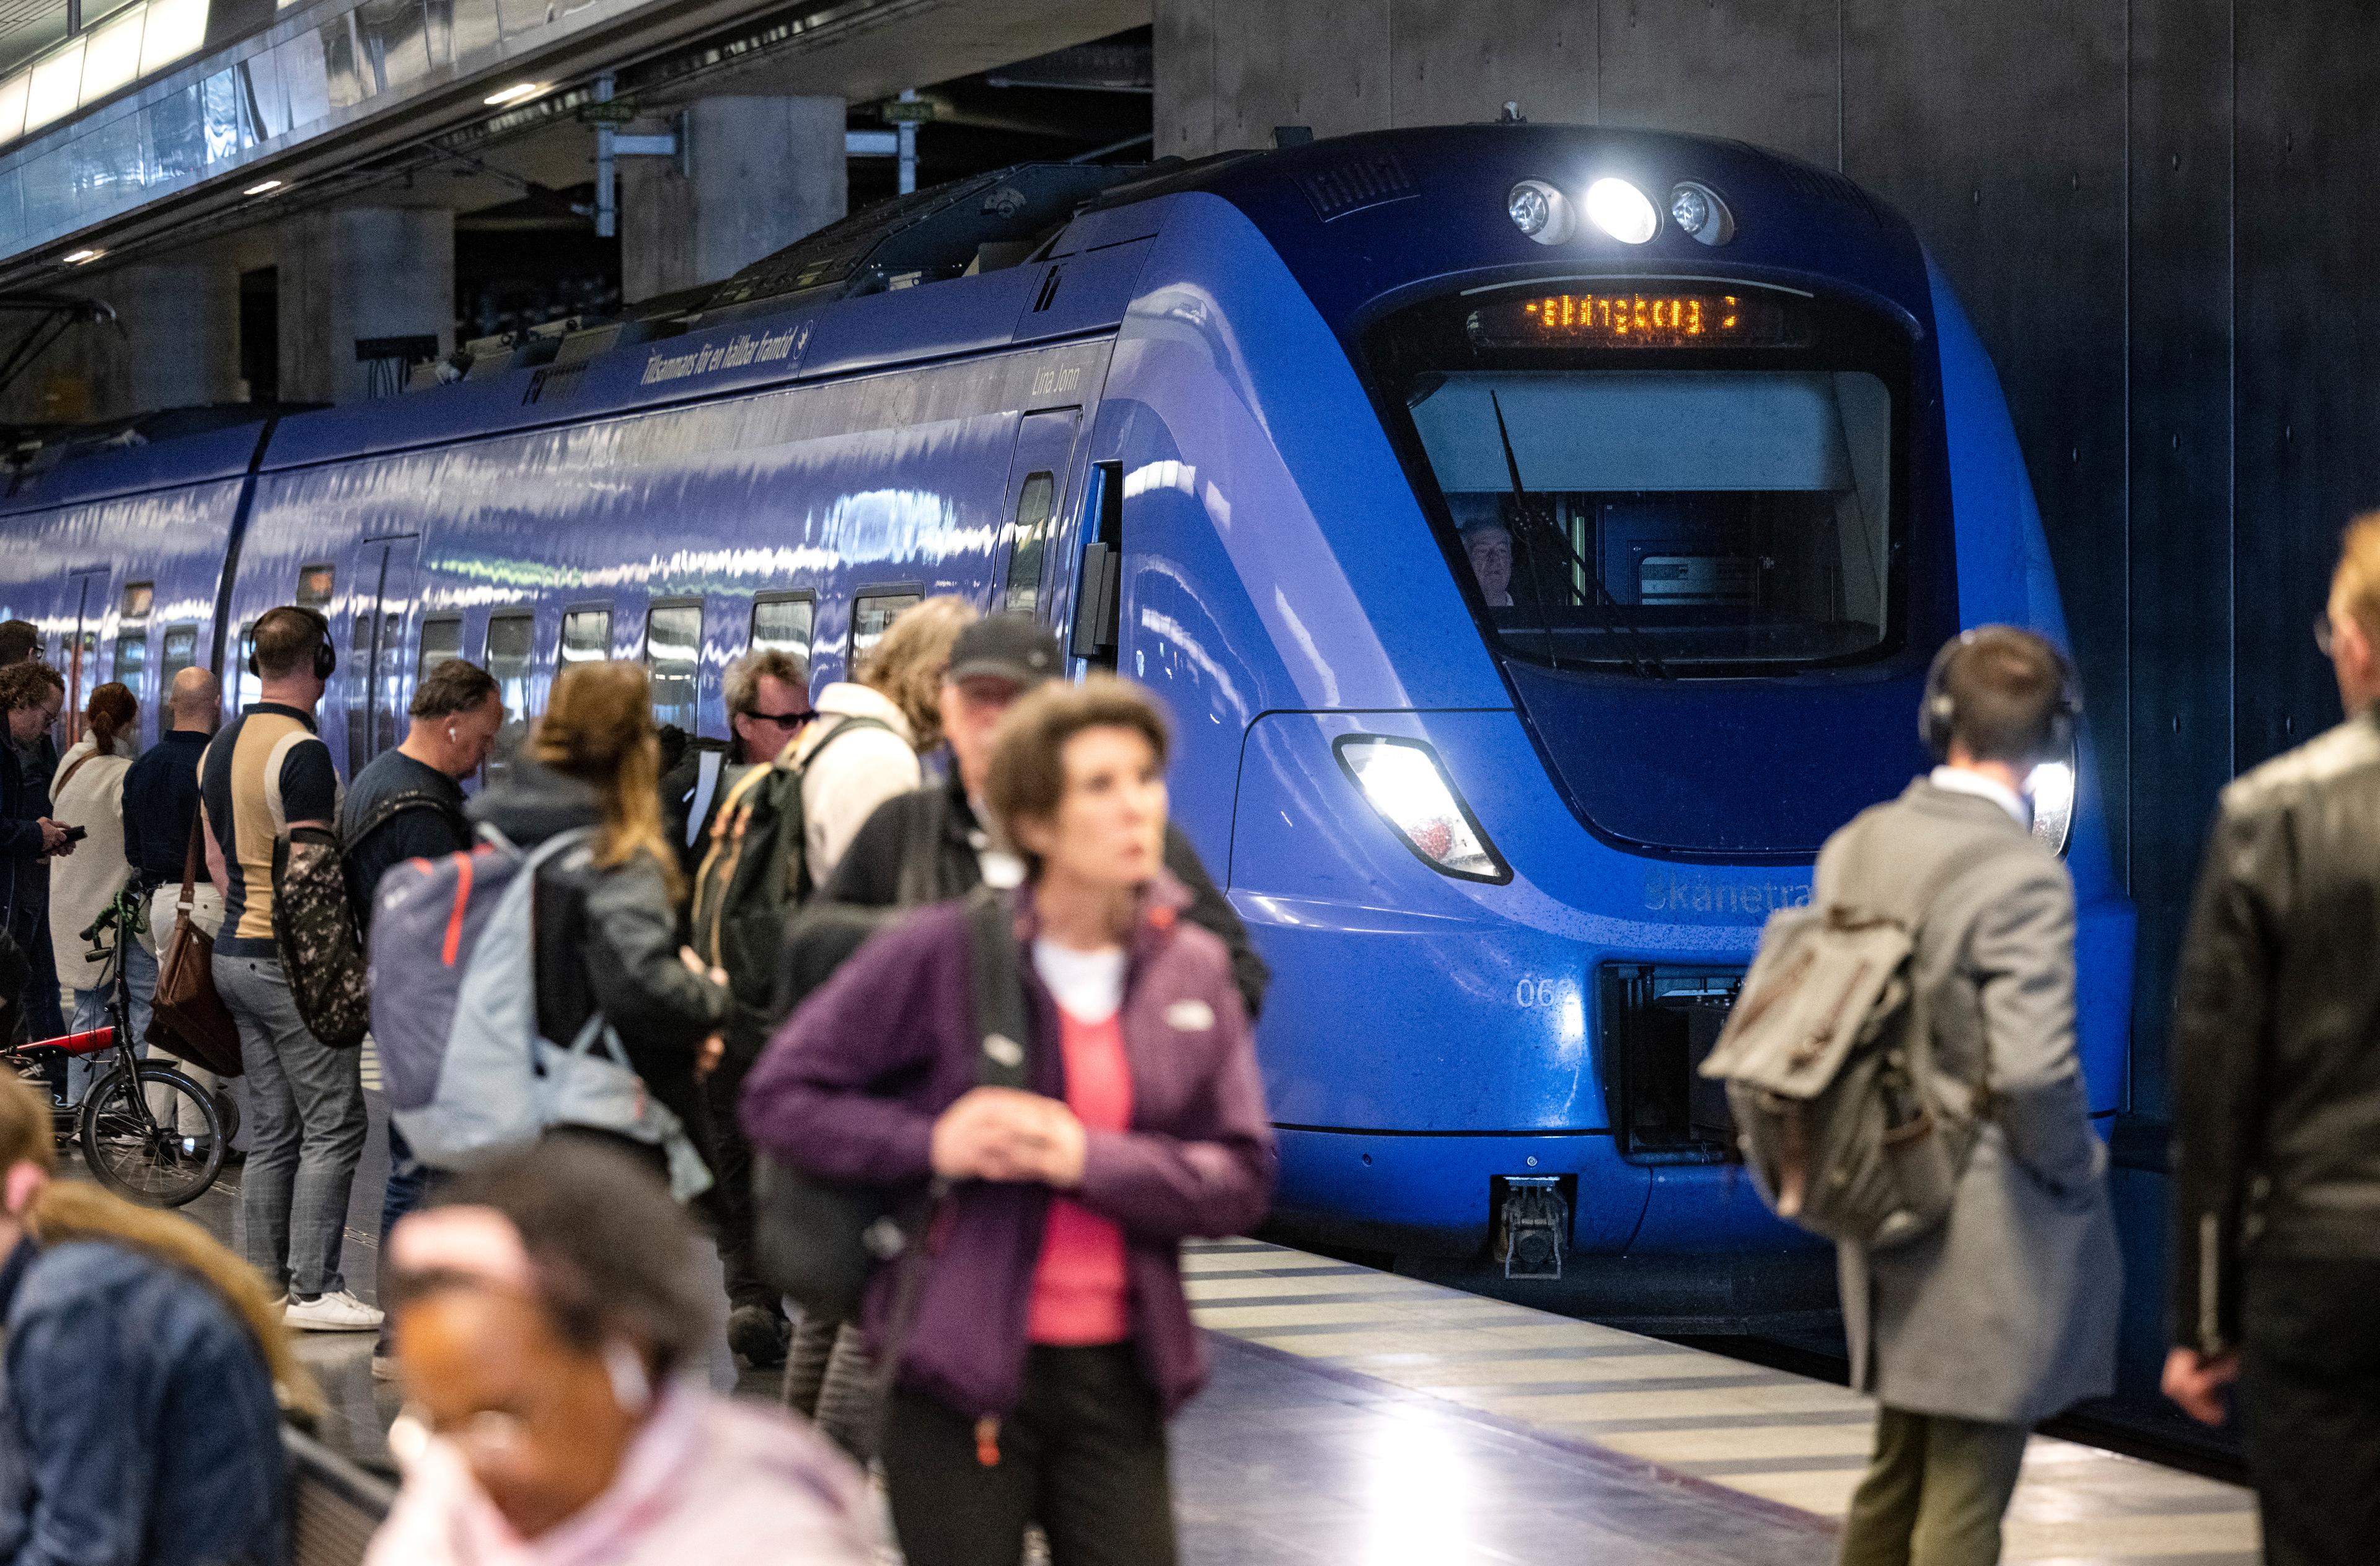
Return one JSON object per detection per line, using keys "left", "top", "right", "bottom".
{"left": 0, "top": 124, "right": 2131, "bottom": 1267}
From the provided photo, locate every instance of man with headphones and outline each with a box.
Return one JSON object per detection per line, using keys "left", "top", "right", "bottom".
{"left": 1825, "top": 625, "right": 2119, "bottom": 1566}
{"left": 198, "top": 606, "right": 381, "bottom": 1334}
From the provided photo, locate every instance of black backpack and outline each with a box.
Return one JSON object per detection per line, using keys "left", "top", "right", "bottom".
{"left": 752, "top": 885, "right": 1030, "bottom": 1320}
{"left": 688, "top": 717, "right": 892, "bottom": 1055}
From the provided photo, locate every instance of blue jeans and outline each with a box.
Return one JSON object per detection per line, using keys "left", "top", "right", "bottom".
{"left": 64, "top": 937, "right": 156, "bottom": 1107}
{"left": 214, "top": 952, "right": 366, "bottom": 1299}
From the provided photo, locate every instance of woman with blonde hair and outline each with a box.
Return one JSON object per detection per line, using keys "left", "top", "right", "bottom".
{"left": 467, "top": 661, "right": 731, "bottom": 1188}
{"left": 0, "top": 1066, "right": 314, "bottom": 1563}
{"left": 793, "top": 595, "right": 976, "bottom": 885}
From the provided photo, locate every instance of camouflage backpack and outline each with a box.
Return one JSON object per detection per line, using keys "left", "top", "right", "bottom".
{"left": 271, "top": 825, "right": 369, "bottom": 1050}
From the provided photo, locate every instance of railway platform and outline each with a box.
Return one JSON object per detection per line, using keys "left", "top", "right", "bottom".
{"left": 184, "top": 1090, "right": 2255, "bottom": 1566}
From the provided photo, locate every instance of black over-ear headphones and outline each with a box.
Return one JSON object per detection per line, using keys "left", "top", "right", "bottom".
{"left": 247, "top": 606, "right": 337, "bottom": 682}
{"left": 1919, "top": 626, "right": 2081, "bottom": 762}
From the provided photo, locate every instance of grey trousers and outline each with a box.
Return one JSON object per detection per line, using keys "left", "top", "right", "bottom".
{"left": 214, "top": 952, "right": 366, "bottom": 1299}
{"left": 1838, "top": 1405, "right": 2030, "bottom": 1566}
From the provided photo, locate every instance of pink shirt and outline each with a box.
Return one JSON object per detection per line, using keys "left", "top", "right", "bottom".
{"left": 1028, "top": 1004, "right": 1135, "bottom": 1345}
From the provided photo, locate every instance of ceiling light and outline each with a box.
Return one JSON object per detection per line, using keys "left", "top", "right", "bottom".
{"left": 1582, "top": 177, "right": 1659, "bottom": 245}
{"left": 60, "top": 248, "right": 101, "bottom": 264}
{"left": 482, "top": 81, "right": 547, "bottom": 107}
{"left": 242, "top": 179, "right": 282, "bottom": 195}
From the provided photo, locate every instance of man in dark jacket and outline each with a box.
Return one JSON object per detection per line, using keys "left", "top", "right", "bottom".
{"left": 819, "top": 615, "right": 1269, "bottom": 1019}
{"left": 0, "top": 663, "right": 70, "bottom": 1046}
{"left": 2165, "top": 513, "right": 2380, "bottom": 1564}
{"left": 661, "top": 648, "right": 814, "bottom": 880}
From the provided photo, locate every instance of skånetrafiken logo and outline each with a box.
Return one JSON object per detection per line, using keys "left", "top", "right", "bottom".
{"left": 1642, "top": 870, "right": 1812, "bottom": 916}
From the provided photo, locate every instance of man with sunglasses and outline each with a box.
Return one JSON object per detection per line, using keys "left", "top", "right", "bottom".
{"left": 661, "top": 650, "right": 815, "bottom": 880}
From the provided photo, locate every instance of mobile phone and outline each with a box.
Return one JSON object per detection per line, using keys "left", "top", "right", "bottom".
{"left": 61, "top": 825, "right": 85, "bottom": 843}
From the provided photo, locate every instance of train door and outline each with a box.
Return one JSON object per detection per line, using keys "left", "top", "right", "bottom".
{"left": 61, "top": 569, "right": 107, "bottom": 749}
{"left": 1067, "top": 461, "right": 1124, "bottom": 674}
{"left": 345, "top": 535, "right": 421, "bottom": 772}
{"left": 997, "top": 409, "right": 1080, "bottom": 619}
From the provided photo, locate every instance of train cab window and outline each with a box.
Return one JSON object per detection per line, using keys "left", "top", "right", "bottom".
{"left": 418, "top": 617, "right": 464, "bottom": 682}
{"left": 159, "top": 626, "right": 197, "bottom": 692}
{"left": 848, "top": 592, "right": 920, "bottom": 666}
{"left": 296, "top": 565, "right": 334, "bottom": 609}
{"left": 750, "top": 595, "right": 814, "bottom": 660}
{"left": 1003, "top": 472, "right": 1056, "bottom": 615}
{"left": 483, "top": 614, "right": 535, "bottom": 781}
{"left": 645, "top": 604, "right": 701, "bottom": 733}
{"left": 562, "top": 608, "right": 612, "bottom": 664}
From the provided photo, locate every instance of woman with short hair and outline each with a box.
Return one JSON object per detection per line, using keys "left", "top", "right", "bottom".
{"left": 743, "top": 675, "right": 1276, "bottom": 1566}
{"left": 369, "top": 1138, "right": 873, "bottom": 1565}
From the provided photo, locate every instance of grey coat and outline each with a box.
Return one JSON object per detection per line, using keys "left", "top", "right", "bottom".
{"left": 1816, "top": 777, "right": 2120, "bottom": 1426}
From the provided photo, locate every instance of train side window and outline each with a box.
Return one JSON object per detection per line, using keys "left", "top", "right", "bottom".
{"left": 112, "top": 582, "right": 151, "bottom": 707}
{"left": 562, "top": 607, "right": 612, "bottom": 664}
{"left": 1003, "top": 472, "right": 1056, "bottom": 615}
{"left": 296, "top": 564, "right": 335, "bottom": 609}
{"left": 848, "top": 591, "right": 921, "bottom": 667}
{"left": 645, "top": 603, "right": 701, "bottom": 734}
{"left": 417, "top": 616, "right": 464, "bottom": 683}
{"left": 482, "top": 614, "right": 535, "bottom": 781}
{"left": 159, "top": 626, "right": 197, "bottom": 692}
{"left": 236, "top": 622, "right": 259, "bottom": 708}
{"left": 750, "top": 595, "right": 814, "bottom": 661}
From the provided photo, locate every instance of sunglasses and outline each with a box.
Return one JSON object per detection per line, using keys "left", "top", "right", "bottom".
{"left": 747, "top": 709, "right": 815, "bottom": 729}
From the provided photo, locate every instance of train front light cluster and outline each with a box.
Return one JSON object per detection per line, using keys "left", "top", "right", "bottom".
{"left": 1506, "top": 176, "right": 1735, "bottom": 248}
{"left": 1336, "top": 736, "right": 1511, "bottom": 884}
{"left": 2027, "top": 748, "right": 2077, "bottom": 858}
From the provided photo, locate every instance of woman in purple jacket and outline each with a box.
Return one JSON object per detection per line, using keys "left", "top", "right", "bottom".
{"left": 742, "top": 676, "right": 1275, "bottom": 1566}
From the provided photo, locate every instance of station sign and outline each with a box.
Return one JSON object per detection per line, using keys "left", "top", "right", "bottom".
{"left": 578, "top": 100, "right": 638, "bottom": 125}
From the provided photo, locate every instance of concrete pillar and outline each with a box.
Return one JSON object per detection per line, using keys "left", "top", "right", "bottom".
{"left": 276, "top": 206, "right": 454, "bottom": 405}
{"left": 622, "top": 95, "right": 847, "bottom": 303}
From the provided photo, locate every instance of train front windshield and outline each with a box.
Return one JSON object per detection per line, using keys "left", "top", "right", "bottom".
{"left": 1370, "top": 286, "right": 1908, "bottom": 671}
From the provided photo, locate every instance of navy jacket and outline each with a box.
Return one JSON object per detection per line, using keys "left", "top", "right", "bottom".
{"left": 120, "top": 730, "right": 212, "bottom": 888}
{"left": 0, "top": 1237, "right": 288, "bottom": 1565}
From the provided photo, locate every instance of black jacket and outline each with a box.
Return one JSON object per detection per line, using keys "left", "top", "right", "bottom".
{"left": 818, "top": 771, "right": 1271, "bottom": 1020}
{"left": 2170, "top": 707, "right": 2380, "bottom": 1355}
{"left": 468, "top": 757, "right": 731, "bottom": 1152}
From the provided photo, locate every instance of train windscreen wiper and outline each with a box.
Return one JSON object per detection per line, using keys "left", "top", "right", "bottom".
{"left": 1488, "top": 391, "right": 1668, "bottom": 680}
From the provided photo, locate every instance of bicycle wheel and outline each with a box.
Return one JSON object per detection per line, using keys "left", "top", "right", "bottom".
{"left": 79, "top": 1064, "right": 224, "bottom": 1207}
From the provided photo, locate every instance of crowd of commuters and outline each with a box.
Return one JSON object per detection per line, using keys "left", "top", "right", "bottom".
{"left": 0, "top": 531, "right": 2368, "bottom": 1565}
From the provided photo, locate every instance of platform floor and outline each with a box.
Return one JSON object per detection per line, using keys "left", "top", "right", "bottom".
{"left": 167, "top": 1068, "right": 2258, "bottom": 1564}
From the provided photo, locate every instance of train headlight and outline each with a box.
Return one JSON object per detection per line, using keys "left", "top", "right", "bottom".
{"left": 1668, "top": 181, "right": 1734, "bottom": 246}
{"left": 1507, "top": 179, "right": 1574, "bottom": 245}
{"left": 1583, "top": 178, "right": 1659, "bottom": 244}
{"left": 1335, "top": 736, "right": 1512, "bottom": 884}
{"left": 2027, "top": 750, "right": 2076, "bottom": 857}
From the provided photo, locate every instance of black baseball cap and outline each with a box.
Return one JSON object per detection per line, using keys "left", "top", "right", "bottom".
{"left": 945, "top": 614, "right": 1062, "bottom": 688}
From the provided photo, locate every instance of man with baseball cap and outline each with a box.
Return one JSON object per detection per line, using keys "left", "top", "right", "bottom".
{"left": 820, "top": 610, "right": 1269, "bottom": 1014}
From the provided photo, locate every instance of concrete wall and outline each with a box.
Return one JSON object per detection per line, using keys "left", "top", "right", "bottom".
{"left": 1157, "top": 0, "right": 2374, "bottom": 1118}
{"left": 0, "top": 257, "right": 243, "bottom": 424}
{"left": 276, "top": 206, "right": 456, "bottom": 405}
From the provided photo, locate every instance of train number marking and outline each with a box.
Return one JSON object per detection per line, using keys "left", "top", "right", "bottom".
{"left": 1514, "top": 977, "right": 1562, "bottom": 1008}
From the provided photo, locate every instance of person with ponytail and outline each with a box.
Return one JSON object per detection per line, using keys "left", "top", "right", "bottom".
{"left": 0, "top": 1067, "right": 314, "bottom": 1565}
{"left": 466, "top": 661, "right": 731, "bottom": 1187}
{"left": 49, "top": 683, "right": 145, "bottom": 1099}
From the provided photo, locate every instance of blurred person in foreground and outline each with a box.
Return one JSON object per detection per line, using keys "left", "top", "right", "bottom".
{"left": 368, "top": 1138, "right": 873, "bottom": 1566}
{"left": 744, "top": 676, "right": 1274, "bottom": 1566}
{"left": 0, "top": 1067, "right": 314, "bottom": 1565}
{"left": 2165, "top": 511, "right": 2380, "bottom": 1564}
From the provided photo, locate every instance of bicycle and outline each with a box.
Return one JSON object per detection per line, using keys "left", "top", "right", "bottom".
{"left": 0, "top": 885, "right": 225, "bottom": 1206}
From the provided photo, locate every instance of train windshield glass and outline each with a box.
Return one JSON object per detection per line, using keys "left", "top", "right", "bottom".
{"left": 1405, "top": 368, "right": 1893, "bottom": 668}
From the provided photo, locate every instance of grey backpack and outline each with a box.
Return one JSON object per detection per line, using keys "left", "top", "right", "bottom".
{"left": 1698, "top": 825, "right": 2003, "bottom": 1249}
{"left": 371, "top": 825, "right": 713, "bottom": 1203}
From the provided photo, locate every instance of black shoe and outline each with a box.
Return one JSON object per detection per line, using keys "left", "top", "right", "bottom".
{"left": 728, "top": 1304, "right": 789, "bottom": 1368}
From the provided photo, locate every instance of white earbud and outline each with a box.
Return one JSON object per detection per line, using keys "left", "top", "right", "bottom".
{"left": 602, "top": 1340, "right": 651, "bottom": 1414}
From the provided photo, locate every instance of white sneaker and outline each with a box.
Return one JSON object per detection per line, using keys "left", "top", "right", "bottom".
{"left": 283, "top": 1290, "right": 384, "bottom": 1332}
